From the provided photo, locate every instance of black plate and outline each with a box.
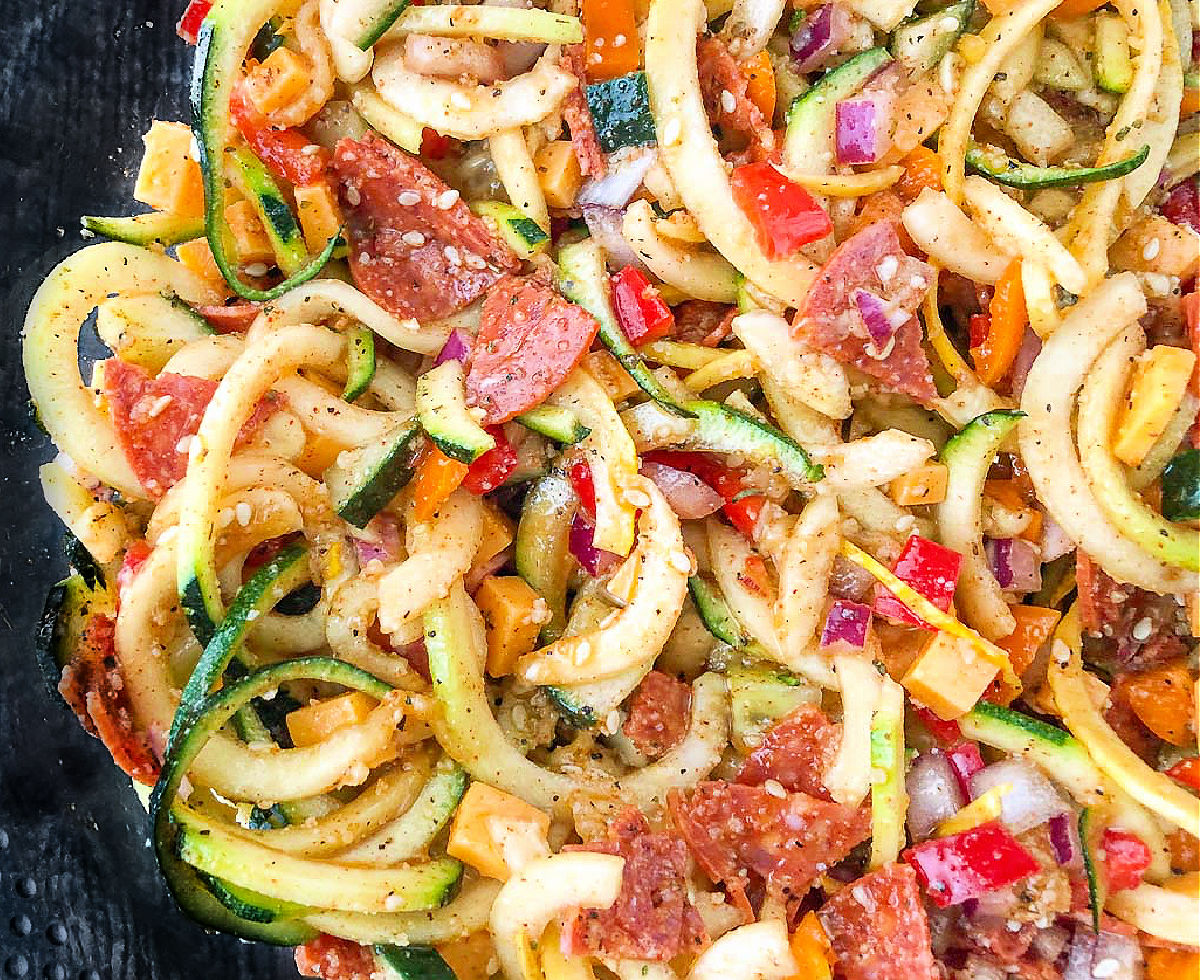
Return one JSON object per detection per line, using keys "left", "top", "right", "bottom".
{"left": 0, "top": 1, "right": 296, "bottom": 974}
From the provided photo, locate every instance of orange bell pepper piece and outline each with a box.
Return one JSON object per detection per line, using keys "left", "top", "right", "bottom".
{"left": 1147, "top": 948, "right": 1200, "bottom": 980}
{"left": 579, "top": 0, "right": 639, "bottom": 81}
{"left": 897, "top": 145, "right": 943, "bottom": 200}
{"left": 987, "top": 605, "right": 1061, "bottom": 705}
{"left": 411, "top": 444, "right": 469, "bottom": 523}
{"left": 788, "top": 911, "right": 834, "bottom": 980}
{"left": 983, "top": 479, "right": 1043, "bottom": 543}
{"left": 1123, "top": 660, "right": 1196, "bottom": 746}
{"left": 1050, "top": 0, "right": 1109, "bottom": 18}
{"left": 742, "top": 51, "right": 777, "bottom": 122}
{"left": 971, "top": 260, "right": 1026, "bottom": 386}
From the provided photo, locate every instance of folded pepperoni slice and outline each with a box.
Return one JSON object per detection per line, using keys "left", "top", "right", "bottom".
{"left": 736, "top": 703, "right": 841, "bottom": 800}
{"left": 818, "top": 863, "right": 938, "bottom": 980}
{"left": 333, "top": 133, "right": 520, "bottom": 323}
{"left": 669, "top": 780, "right": 870, "bottom": 915}
{"left": 622, "top": 671, "right": 691, "bottom": 760}
{"left": 294, "top": 935, "right": 376, "bottom": 980}
{"left": 58, "top": 614, "right": 159, "bottom": 786}
{"left": 794, "top": 220, "right": 937, "bottom": 403}
{"left": 466, "top": 273, "right": 600, "bottom": 424}
{"left": 564, "top": 808, "right": 707, "bottom": 962}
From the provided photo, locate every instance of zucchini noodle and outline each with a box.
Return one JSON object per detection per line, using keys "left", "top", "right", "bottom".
{"left": 644, "top": 0, "right": 819, "bottom": 308}
{"left": 774, "top": 494, "right": 840, "bottom": 663}
{"left": 622, "top": 201, "right": 741, "bottom": 304}
{"left": 489, "top": 128, "right": 550, "bottom": 232}
{"left": 733, "top": 311, "right": 852, "bottom": 420}
{"left": 1018, "top": 274, "right": 1192, "bottom": 594}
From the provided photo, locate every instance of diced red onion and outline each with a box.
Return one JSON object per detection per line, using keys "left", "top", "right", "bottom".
{"left": 578, "top": 148, "right": 655, "bottom": 209}
{"left": 1010, "top": 327, "right": 1041, "bottom": 400}
{"left": 970, "top": 758, "right": 1069, "bottom": 834}
{"left": 789, "top": 4, "right": 851, "bottom": 73}
{"left": 946, "top": 741, "right": 985, "bottom": 799}
{"left": 582, "top": 205, "right": 646, "bottom": 273}
{"left": 569, "top": 513, "right": 620, "bottom": 577}
{"left": 1048, "top": 812, "right": 1082, "bottom": 869}
{"left": 639, "top": 461, "right": 723, "bottom": 519}
{"left": 353, "top": 538, "right": 391, "bottom": 567}
{"left": 986, "top": 537, "right": 1042, "bottom": 593}
{"left": 1030, "top": 924, "right": 1072, "bottom": 963}
{"left": 820, "top": 598, "right": 872, "bottom": 648}
{"left": 828, "top": 555, "right": 877, "bottom": 601}
{"left": 1040, "top": 516, "right": 1075, "bottom": 563}
{"left": 836, "top": 98, "right": 881, "bottom": 165}
{"left": 906, "top": 751, "right": 966, "bottom": 840}
{"left": 1160, "top": 176, "right": 1199, "bottom": 234}
{"left": 853, "top": 288, "right": 897, "bottom": 346}
{"left": 1064, "top": 929, "right": 1142, "bottom": 980}
{"left": 434, "top": 328, "right": 471, "bottom": 365}
{"left": 465, "top": 547, "right": 512, "bottom": 594}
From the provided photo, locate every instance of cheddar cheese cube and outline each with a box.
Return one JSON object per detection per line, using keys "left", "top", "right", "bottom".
{"left": 446, "top": 781, "right": 550, "bottom": 881}
{"left": 286, "top": 691, "right": 377, "bottom": 747}
{"left": 890, "top": 463, "right": 949, "bottom": 506}
{"left": 134, "top": 120, "right": 205, "bottom": 218}
{"left": 294, "top": 181, "right": 343, "bottom": 255}
{"left": 1113, "top": 345, "right": 1197, "bottom": 467}
{"left": 901, "top": 631, "right": 1000, "bottom": 719}
{"left": 476, "top": 575, "right": 544, "bottom": 678}
{"left": 244, "top": 46, "right": 312, "bottom": 116}
{"left": 534, "top": 140, "right": 582, "bottom": 210}
{"left": 224, "top": 199, "right": 274, "bottom": 264}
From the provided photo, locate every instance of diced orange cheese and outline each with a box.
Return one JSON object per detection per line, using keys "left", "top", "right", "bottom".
{"left": 654, "top": 210, "right": 706, "bottom": 244}
{"left": 134, "top": 120, "right": 205, "bottom": 218}
{"left": 285, "top": 691, "right": 377, "bottom": 747}
{"left": 890, "top": 463, "right": 949, "bottom": 506}
{"left": 901, "top": 631, "right": 1001, "bottom": 719}
{"left": 469, "top": 502, "right": 516, "bottom": 582}
{"left": 581, "top": 350, "right": 640, "bottom": 401}
{"left": 534, "top": 140, "right": 583, "bottom": 210}
{"left": 244, "top": 46, "right": 312, "bottom": 116}
{"left": 446, "top": 781, "right": 550, "bottom": 881}
{"left": 437, "top": 932, "right": 499, "bottom": 980}
{"left": 741, "top": 50, "right": 776, "bottom": 123}
{"left": 175, "top": 238, "right": 227, "bottom": 291}
{"left": 476, "top": 575, "right": 544, "bottom": 678}
{"left": 294, "top": 181, "right": 342, "bottom": 255}
{"left": 224, "top": 199, "right": 275, "bottom": 264}
{"left": 1113, "top": 345, "right": 1197, "bottom": 466}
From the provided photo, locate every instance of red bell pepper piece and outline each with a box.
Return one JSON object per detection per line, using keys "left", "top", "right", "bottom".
{"left": 421, "top": 128, "right": 453, "bottom": 160}
{"left": 1166, "top": 757, "right": 1200, "bottom": 791}
{"left": 730, "top": 162, "right": 833, "bottom": 259}
{"left": 1100, "top": 829, "right": 1152, "bottom": 893}
{"left": 903, "top": 821, "right": 1040, "bottom": 908}
{"left": 969, "top": 312, "right": 991, "bottom": 350}
{"left": 230, "top": 86, "right": 331, "bottom": 188}
{"left": 912, "top": 704, "right": 962, "bottom": 743}
{"left": 641, "top": 450, "right": 767, "bottom": 537}
{"left": 872, "top": 534, "right": 963, "bottom": 629}
{"left": 116, "top": 540, "right": 153, "bottom": 605}
{"left": 611, "top": 266, "right": 674, "bottom": 345}
{"left": 177, "top": 0, "right": 212, "bottom": 44}
{"left": 568, "top": 459, "right": 597, "bottom": 519}
{"left": 945, "top": 741, "right": 986, "bottom": 799}
{"left": 461, "top": 427, "right": 520, "bottom": 495}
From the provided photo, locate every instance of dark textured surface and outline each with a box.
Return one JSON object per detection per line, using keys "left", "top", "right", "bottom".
{"left": 0, "top": 1, "right": 296, "bottom": 975}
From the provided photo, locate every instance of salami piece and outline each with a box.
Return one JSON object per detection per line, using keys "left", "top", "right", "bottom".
{"left": 794, "top": 220, "right": 937, "bottom": 403}
{"left": 818, "top": 863, "right": 938, "bottom": 980}
{"left": 669, "top": 781, "right": 870, "bottom": 915}
{"left": 466, "top": 273, "right": 600, "bottom": 424}
{"left": 697, "top": 37, "right": 774, "bottom": 165}
{"left": 58, "top": 614, "right": 159, "bottom": 785}
{"left": 622, "top": 671, "right": 692, "bottom": 760}
{"left": 562, "top": 45, "right": 607, "bottom": 179}
{"left": 565, "top": 809, "right": 707, "bottom": 961}
{"left": 333, "top": 133, "right": 521, "bottom": 322}
{"left": 294, "top": 935, "right": 376, "bottom": 980}
{"left": 736, "top": 703, "right": 841, "bottom": 800}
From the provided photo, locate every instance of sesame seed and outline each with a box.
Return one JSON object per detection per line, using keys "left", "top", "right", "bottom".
{"left": 402, "top": 231, "right": 426, "bottom": 246}
{"left": 1142, "top": 238, "right": 1160, "bottom": 260}
{"left": 720, "top": 89, "right": 737, "bottom": 114}
{"left": 435, "top": 189, "right": 460, "bottom": 210}
{"left": 397, "top": 190, "right": 421, "bottom": 206}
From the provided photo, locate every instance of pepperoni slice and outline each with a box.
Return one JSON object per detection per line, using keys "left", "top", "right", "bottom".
{"left": 673, "top": 299, "right": 737, "bottom": 346}
{"left": 818, "top": 863, "right": 938, "bottom": 980}
{"left": 562, "top": 45, "right": 607, "bottom": 178}
{"left": 736, "top": 703, "right": 840, "bottom": 800}
{"left": 103, "top": 359, "right": 218, "bottom": 498}
{"left": 669, "top": 781, "right": 870, "bottom": 915}
{"left": 697, "top": 37, "right": 774, "bottom": 165}
{"left": 794, "top": 220, "right": 937, "bottom": 403}
{"left": 622, "top": 671, "right": 691, "bottom": 759}
{"left": 193, "top": 302, "right": 261, "bottom": 333}
{"left": 565, "top": 809, "right": 707, "bottom": 961}
{"left": 466, "top": 273, "right": 600, "bottom": 424}
{"left": 103, "top": 359, "right": 276, "bottom": 499}
{"left": 333, "top": 134, "right": 520, "bottom": 323}
{"left": 58, "top": 615, "right": 160, "bottom": 785}
{"left": 294, "top": 935, "right": 376, "bottom": 980}
{"left": 1076, "top": 552, "right": 1187, "bottom": 668}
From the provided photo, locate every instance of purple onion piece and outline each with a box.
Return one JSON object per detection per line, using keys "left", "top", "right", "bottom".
{"left": 789, "top": 4, "right": 850, "bottom": 73}
{"left": 835, "top": 97, "right": 880, "bottom": 165}
{"left": 820, "top": 598, "right": 872, "bottom": 648}
{"left": 853, "top": 288, "right": 895, "bottom": 346}
{"left": 986, "top": 537, "right": 1042, "bottom": 593}
{"left": 434, "top": 328, "right": 471, "bottom": 365}
{"left": 1048, "top": 812, "right": 1078, "bottom": 867}
{"left": 987, "top": 537, "right": 1015, "bottom": 588}
{"left": 582, "top": 205, "right": 646, "bottom": 273}
{"left": 569, "top": 513, "right": 618, "bottom": 577}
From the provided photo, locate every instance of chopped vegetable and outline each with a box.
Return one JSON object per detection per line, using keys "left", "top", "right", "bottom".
{"left": 446, "top": 781, "right": 550, "bottom": 881}
{"left": 890, "top": 463, "right": 949, "bottom": 506}
{"left": 476, "top": 576, "right": 545, "bottom": 678}
{"left": 1112, "top": 346, "right": 1197, "bottom": 467}
{"left": 730, "top": 162, "right": 833, "bottom": 259}
{"left": 611, "top": 266, "right": 674, "bottom": 345}
{"left": 971, "top": 260, "right": 1026, "bottom": 386}
{"left": 903, "top": 820, "right": 1040, "bottom": 907}
{"left": 873, "top": 535, "right": 963, "bottom": 629}
{"left": 411, "top": 445, "right": 469, "bottom": 523}
{"left": 579, "top": 0, "right": 639, "bottom": 81}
